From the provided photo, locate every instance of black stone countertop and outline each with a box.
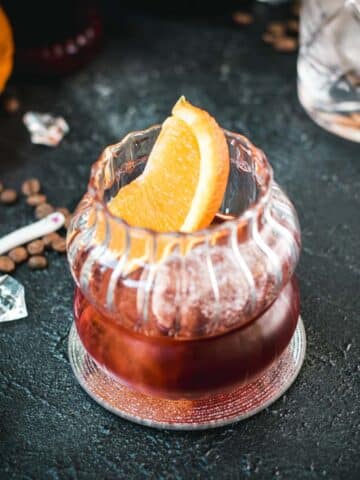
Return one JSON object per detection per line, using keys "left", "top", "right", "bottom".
{"left": 1, "top": 11, "right": 359, "bottom": 480}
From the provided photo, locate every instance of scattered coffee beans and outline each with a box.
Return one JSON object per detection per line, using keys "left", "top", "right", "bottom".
{"left": 292, "top": 2, "right": 300, "bottom": 17}
{"left": 0, "top": 256, "right": 15, "bottom": 273}
{"left": 267, "top": 21, "right": 286, "bottom": 37}
{"left": 64, "top": 215, "right": 72, "bottom": 230}
{"left": 1, "top": 178, "right": 72, "bottom": 274}
{"left": 4, "top": 97, "right": 20, "bottom": 114}
{"left": 8, "top": 247, "right": 28, "bottom": 264}
{"left": 43, "top": 232, "right": 61, "bottom": 249}
{"left": 35, "top": 203, "right": 54, "bottom": 219}
{"left": 0, "top": 189, "right": 18, "bottom": 204}
{"left": 274, "top": 36, "right": 298, "bottom": 53}
{"left": 56, "top": 207, "right": 72, "bottom": 230}
{"left": 27, "top": 239, "right": 45, "bottom": 256}
{"left": 26, "top": 194, "right": 47, "bottom": 207}
{"left": 21, "top": 178, "right": 41, "bottom": 196}
{"left": 287, "top": 19, "right": 299, "bottom": 34}
{"left": 232, "top": 12, "right": 254, "bottom": 26}
{"left": 52, "top": 237, "right": 67, "bottom": 253}
{"left": 56, "top": 207, "right": 70, "bottom": 218}
{"left": 28, "top": 255, "right": 48, "bottom": 270}
{"left": 262, "top": 32, "right": 275, "bottom": 44}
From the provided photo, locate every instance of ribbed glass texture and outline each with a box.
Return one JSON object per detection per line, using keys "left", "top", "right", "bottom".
{"left": 67, "top": 127, "right": 301, "bottom": 339}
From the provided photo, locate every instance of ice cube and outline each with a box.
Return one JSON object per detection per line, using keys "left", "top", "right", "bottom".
{"left": 23, "top": 112, "right": 69, "bottom": 147}
{"left": 0, "top": 275, "right": 28, "bottom": 322}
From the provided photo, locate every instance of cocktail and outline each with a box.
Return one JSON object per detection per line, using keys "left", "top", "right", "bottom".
{"left": 67, "top": 99, "right": 305, "bottom": 429}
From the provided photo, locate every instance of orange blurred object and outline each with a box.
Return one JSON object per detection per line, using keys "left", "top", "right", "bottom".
{"left": 0, "top": 7, "right": 14, "bottom": 93}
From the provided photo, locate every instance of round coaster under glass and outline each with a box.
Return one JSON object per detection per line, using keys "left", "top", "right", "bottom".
{"left": 68, "top": 317, "right": 306, "bottom": 430}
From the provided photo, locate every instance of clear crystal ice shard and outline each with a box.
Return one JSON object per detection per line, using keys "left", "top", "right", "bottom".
{"left": 0, "top": 275, "right": 28, "bottom": 322}
{"left": 23, "top": 112, "right": 69, "bottom": 147}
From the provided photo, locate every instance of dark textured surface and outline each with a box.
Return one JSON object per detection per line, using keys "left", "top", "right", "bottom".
{"left": 1, "top": 11, "right": 360, "bottom": 480}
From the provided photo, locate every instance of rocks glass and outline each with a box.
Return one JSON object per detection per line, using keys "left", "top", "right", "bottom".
{"left": 67, "top": 126, "right": 305, "bottom": 429}
{"left": 298, "top": 0, "right": 360, "bottom": 141}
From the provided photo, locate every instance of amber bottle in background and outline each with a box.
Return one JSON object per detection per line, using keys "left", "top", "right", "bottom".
{"left": 2, "top": 0, "right": 103, "bottom": 76}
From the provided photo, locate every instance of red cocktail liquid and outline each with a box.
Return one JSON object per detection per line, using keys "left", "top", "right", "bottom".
{"left": 74, "top": 278, "right": 299, "bottom": 400}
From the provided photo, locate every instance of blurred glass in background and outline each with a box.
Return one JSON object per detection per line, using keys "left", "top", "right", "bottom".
{"left": 2, "top": 0, "right": 103, "bottom": 76}
{"left": 298, "top": 0, "right": 360, "bottom": 142}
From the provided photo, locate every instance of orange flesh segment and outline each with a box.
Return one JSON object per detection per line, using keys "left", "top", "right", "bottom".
{"left": 109, "top": 116, "right": 200, "bottom": 232}
{"left": 108, "top": 97, "right": 230, "bottom": 233}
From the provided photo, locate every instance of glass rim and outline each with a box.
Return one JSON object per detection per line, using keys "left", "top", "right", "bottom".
{"left": 88, "top": 125, "right": 274, "bottom": 239}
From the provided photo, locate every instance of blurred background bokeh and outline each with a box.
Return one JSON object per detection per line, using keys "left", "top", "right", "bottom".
{"left": 1, "top": 0, "right": 295, "bottom": 78}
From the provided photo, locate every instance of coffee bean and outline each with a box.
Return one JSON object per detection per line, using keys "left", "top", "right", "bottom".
{"left": 64, "top": 215, "right": 72, "bottom": 230}
{"left": 0, "top": 256, "right": 15, "bottom": 273}
{"left": 287, "top": 19, "right": 299, "bottom": 34}
{"left": 274, "top": 36, "right": 298, "bottom": 52}
{"left": 292, "top": 2, "right": 300, "bottom": 17}
{"left": 0, "top": 181, "right": 3, "bottom": 193}
{"left": 22, "top": 178, "right": 41, "bottom": 196}
{"left": 52, "top": 237, "right": 67, "bottom": 253}
{"left": 55, "top": 207, "right": 72, "bottom": 229}
{"left": 4, "top": 97, "right": 20, "bottom": 114}
{"left": 35, "top": 203, "right": 54, "bottom": 219}
{"left": 28, "top": 255, "right": 48, "bottom": 270}
{"left": 8, "top": 247, "right": 28, "bottom": 264}
{"left": 262, "top": 32, "right": 275, "bottom": 44}
{"left": 43, "top": 232, "right": 60, "bottom": 248}
{"left": 26, "top": 194, "right": 47, "bottom": 207}
{"left": 27, "top": 239, "right": 45, "bottom": 255}
{"left": 0, "top": 189, "right": 18, "bottom": 204}
{"left": 232, "top": 12, "right": 254, "bottom": 26}
{"left": 56, "top": 207, "right": 70, "bottom": 218}
{"left": 267, "top": 21, "right": 286, "bottom": 37}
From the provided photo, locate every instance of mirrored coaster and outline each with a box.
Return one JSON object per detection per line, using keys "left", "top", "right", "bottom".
{"left": 68, "top": 317, "right": 306, "bottom": 430}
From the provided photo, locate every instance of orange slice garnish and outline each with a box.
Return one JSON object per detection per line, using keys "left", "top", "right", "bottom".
{"left": 108, "top": 96, "right": 230, "bottom": 233}
{"left": 0, "top": 7, "right": 14, "bottom": 93}
{"left": 90, "top": 98, "right": 230, "bottom": 275}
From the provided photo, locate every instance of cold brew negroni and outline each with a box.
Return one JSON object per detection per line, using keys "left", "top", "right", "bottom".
{"left": 67, "top": 98, "right": 305, "bottom": 429}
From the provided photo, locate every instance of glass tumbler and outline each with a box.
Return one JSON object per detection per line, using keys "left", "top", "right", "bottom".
{"left": 298, "top": 0, "right": 360, "bottom": 141}
{"left": 67, "top": 126, "right": 306, "bottom": 429}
